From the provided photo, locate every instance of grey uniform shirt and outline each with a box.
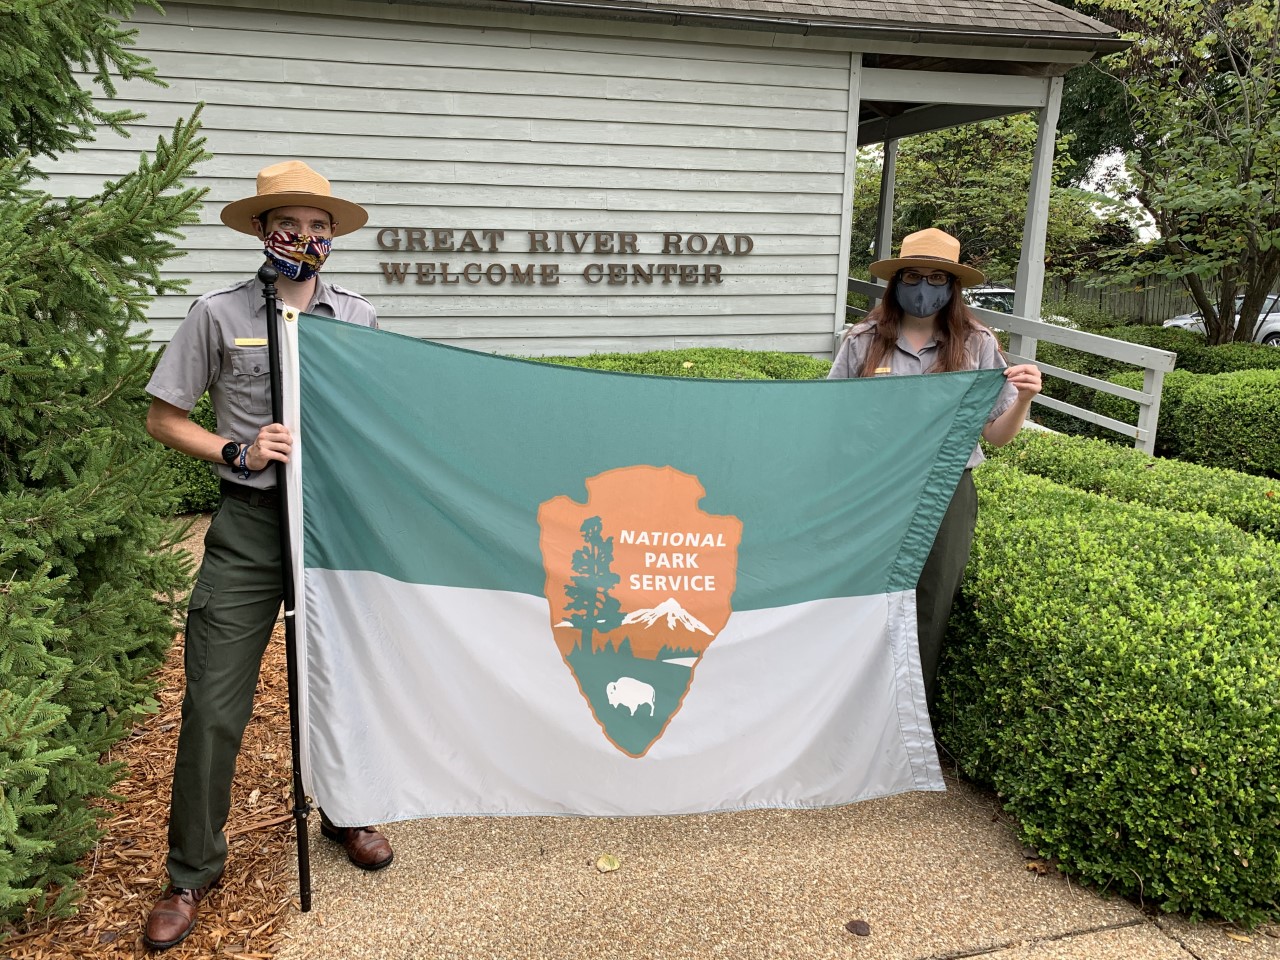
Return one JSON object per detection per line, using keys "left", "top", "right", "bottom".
{"left": 827, "top": 320, "right": 1018, "bottom": 469}
{"left": 147, "top": 275, "right": 378, "bottom": 489}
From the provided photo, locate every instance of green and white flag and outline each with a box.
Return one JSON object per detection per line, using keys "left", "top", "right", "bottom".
{"left": 281, "top": 314, "right": 1005, "bottom": 825}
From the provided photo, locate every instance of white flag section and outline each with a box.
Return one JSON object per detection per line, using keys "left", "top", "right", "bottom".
{"left": 280, "top": 314, "right": 1007, "bottom": 825}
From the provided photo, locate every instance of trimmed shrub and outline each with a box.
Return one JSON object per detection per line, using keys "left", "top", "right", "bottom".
{"left": 992, "top": 432, "right": 1280, "bottom": 541}
{"left": 1097, "top": 369, "right": 1280, "bottom": 478}
{"left": 158, "top": 395, "right": 222, "bottom": 513}
{"left": 939, "top": 461, "right": 1280, "bottom": 923}
{"left": 1032, "top": 326, "right": 1280, "bottom": 437}
{"left": 537, "top": 347, "right": 832, "bottom": 381}
{"left": 1039, "top": 294, "right": 1126, "bottom": 334}
{"left": 1101, "top": 326, "right": 1280, "bottom": 375}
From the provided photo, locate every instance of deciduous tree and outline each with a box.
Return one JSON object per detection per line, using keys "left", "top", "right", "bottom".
{"left": 852, "top": 115, "right": 1135, "bottom": 286}
{"left": 1078, "top": 0, "right": 1280, "bottom": 343}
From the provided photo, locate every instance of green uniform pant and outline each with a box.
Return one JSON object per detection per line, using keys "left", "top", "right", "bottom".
{"left": 915, "top": 469, "right": 977, "bottom": 712}
{"left": 167, "top": 494, "right": 282, "bottom": 889}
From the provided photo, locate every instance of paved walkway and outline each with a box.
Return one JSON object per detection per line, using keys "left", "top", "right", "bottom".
{"left": 273, "top": 771, "right": 1278, "bottom": 960}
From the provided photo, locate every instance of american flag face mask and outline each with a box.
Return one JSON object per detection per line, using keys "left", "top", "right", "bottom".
{"left": 263, "top": 230, "right": 333, "bottom": 281}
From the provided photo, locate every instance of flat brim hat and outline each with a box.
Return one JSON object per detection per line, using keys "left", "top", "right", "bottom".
{"left": 869, "top": 227, "right": 986, "bottom": 288}
{"left": 220, "top": 160, "right": 368, "bottom": 237}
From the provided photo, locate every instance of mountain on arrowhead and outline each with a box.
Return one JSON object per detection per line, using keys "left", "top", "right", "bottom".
{"left": 622, "top": 597, "right": 713, "bottom": 636}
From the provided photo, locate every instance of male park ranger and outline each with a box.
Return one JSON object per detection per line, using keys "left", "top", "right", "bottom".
{"left": 142, "top": 161, "right": 394, "bottom": 951}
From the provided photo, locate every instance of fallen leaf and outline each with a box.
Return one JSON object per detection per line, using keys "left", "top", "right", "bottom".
{"left": 845, "top": 919, "right": 871, "bottom": 937}
{"left": 1026, "top": 860, "right": 1050, "bottom": 875}
{"left": 1227, "top": 933, "right": 1253, "bottom": 943}
{"left": 595, "top": 854, "right": 621, "bottom": 873}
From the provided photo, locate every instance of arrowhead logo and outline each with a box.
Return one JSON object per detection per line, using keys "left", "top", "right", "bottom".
{"left": 537, "top": 466, "right": 742, "bottom": 757}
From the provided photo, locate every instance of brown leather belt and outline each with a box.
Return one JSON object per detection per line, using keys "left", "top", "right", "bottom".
{"left": 220, "top": 479, "right": 279, "bottom": 509}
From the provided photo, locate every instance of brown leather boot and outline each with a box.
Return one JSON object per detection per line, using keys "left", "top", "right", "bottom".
{"left": 319, "top": 814, "right": 394, "bottom": 870}
{"left": 142, "top": 868, "right": 223, "bottom": 951}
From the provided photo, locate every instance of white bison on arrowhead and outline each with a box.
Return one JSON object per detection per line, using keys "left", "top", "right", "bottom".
{"left": 606, "top": 677, "right": 656, "bottom": 717}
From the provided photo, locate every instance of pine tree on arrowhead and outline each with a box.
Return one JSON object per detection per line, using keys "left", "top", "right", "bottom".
{"left": 0, "top": 0, "right": 208, "bottom": 931}
{"left": 564, "top": 516, "right": 624, "bottom": 652}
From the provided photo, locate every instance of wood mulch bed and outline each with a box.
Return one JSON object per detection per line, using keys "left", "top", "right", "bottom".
{"left": 2, "top": 516, "right": 299, "bottom": 959}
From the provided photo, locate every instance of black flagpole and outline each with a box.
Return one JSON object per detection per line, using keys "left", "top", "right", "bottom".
{"left": 258, "top": 262, "right": 313, "bottom": 912}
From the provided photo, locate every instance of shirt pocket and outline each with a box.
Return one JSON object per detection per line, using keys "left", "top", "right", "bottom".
{"left": 229, "top": 347, "right": 271, "bottom": 416}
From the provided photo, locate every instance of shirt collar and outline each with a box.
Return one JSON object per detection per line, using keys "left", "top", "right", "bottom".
{"left": 895, "top": 333, "right": 938, "bottom": 358}
{"left": 249, "top": 274, "right": 336, "bottom": 317}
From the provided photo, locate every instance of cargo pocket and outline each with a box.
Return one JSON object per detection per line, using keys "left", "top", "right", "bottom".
{"left": 184, "top": 582, "right": 214, "bottom": 682}
{"left": 230, "top": 347, "right": 270, "bottom": 416}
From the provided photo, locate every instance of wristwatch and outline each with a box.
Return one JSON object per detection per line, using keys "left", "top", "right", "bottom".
{"left": 220, "top": 440, "right": 241, "bottom": 467}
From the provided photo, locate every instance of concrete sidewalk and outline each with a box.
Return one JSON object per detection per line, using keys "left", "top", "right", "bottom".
{"left": 273, "top": 770, "right": 1278, "bottom": 960}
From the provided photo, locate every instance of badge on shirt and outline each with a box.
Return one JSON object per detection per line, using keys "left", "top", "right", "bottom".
{"left": 234, "top": 338, "right": 268, "bottom": 346}
{"left": 874, "top": 366, "right": 892, "bottom": 375}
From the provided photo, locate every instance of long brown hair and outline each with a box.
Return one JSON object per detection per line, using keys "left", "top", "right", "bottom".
{"left": 855, "top": 272, "right": 988, "bottom": 378}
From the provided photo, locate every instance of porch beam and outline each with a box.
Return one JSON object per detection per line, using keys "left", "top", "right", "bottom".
{"left": 857, "top": 104, "right": 1017, "bottom": 146}
{"left": 860, "top": 68, "right": 1051, "bottom": 107}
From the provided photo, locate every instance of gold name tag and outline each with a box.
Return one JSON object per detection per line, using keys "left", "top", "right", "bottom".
{"left": 234, "top": 338, "right": 268, "bottom": 346}
{"left": 874, "top": 366, "right": 892, "bottom": 374}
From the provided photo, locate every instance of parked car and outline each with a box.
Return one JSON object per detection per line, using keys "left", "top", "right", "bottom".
{"left": 963, "top": 285, "right": 1074, "bottom": 327}
{"left": 965, "top": 285, "right": 1016, "bottom": 314}
{"left": 1162, "top": 294, "right": 1280, "bottom": 346}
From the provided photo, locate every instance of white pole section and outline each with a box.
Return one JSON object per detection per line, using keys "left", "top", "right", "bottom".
{"left": 1010, "top": 75, "right": 1064, "bottom": 363}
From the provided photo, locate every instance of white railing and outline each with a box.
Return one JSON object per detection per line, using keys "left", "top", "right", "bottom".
{"left": 844, "top": 278, "right": 1177, "bottom": 454}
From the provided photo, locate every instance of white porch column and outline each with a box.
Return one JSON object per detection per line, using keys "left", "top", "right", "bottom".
{"left": 869, "top": 138, "right": 899, "bottom": 310}
{"left": 833, "top": 52, "right": 864, "bottom": 355}
{"left": 1009, "top": 76, "right": 1063, "bottom": 361}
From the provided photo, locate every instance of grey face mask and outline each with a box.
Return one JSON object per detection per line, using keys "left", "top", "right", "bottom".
{"left": 895, "top": 281, "right": 953, "bottom": 318}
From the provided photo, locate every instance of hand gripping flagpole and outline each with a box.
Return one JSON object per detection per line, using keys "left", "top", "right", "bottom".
{"left": 258, "top": 262, "right": 314, "bottom": 912}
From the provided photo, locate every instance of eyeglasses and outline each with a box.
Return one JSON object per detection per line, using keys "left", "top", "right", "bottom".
{"left": 899, "top": 270, "right": 954, "bottom": 287}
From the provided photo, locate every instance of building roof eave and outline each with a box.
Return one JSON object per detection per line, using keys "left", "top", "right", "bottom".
{"left": 386, "top": 0, "right": 1130, "bottom": 57}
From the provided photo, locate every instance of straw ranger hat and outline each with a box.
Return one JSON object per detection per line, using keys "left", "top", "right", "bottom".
{"left": 220, "top": 160, "right": 368, "bottom": 237}
{"left": 869, "top": 228, "right": 986, "bottom": 288}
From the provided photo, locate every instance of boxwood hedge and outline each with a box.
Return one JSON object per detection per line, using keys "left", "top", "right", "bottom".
{"left": 992, "top": 432, "right": 1280, "bottom": 541}
{"left": 939, "top": 460, "right": 1280, "bottom": 923}
{"left": 1032, "top": 326, "right": 1280, "bottom": 438}
{"left": 158, "top": 394, "right": 221, "bottom": 513}
{"left": 1096, "top": 369, "right": 1280, "bottom": 478}
{"left": 538, "top": 346, "right": 833, "bottom": 381}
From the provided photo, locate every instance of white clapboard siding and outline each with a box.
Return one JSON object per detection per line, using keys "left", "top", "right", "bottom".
{"left": 52, "top": 0, "right": 855, "bottom": 354}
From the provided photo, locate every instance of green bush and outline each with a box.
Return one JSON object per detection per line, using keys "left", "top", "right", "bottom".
{"left": 1097, "top": 325, "right": 1280, "bottom": 375}
{"left": 1039, "top": 294, "right": 1126, "bottom": 334}
{"left": 992, "top": 432, "right": 1280, "bottom": 541}
{"left": 939, "top": 461, "right": 1280, "bottom": 923}
{"left": 537, "top": 347, "right": 832, "bottom": 381}
{"left": 158, "top": 395, "right": 222, "bottom": 513}
{"left": 1032, "top": 326, "right": 1280, "bottom": 438}
{"left": 144, "top": 346, "right": 220, "bottom": 514}
{"left": 1097, "top": 369, "right": 1280, "bottom": 478}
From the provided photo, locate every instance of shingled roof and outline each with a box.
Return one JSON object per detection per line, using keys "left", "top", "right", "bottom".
{"left": 438, "top": 0, "right": 1125, "bottom": 52}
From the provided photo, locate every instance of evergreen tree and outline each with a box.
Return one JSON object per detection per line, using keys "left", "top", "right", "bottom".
{"left": 0, "top": 1, "right": 206, "bottom": 929}
{"left": 562, "top": 516, "right": 624, "bottom": 651}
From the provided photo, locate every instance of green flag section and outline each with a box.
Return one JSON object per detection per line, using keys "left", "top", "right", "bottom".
{"left": 282, "top": 315, "right": 1006, "bottom": 821}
